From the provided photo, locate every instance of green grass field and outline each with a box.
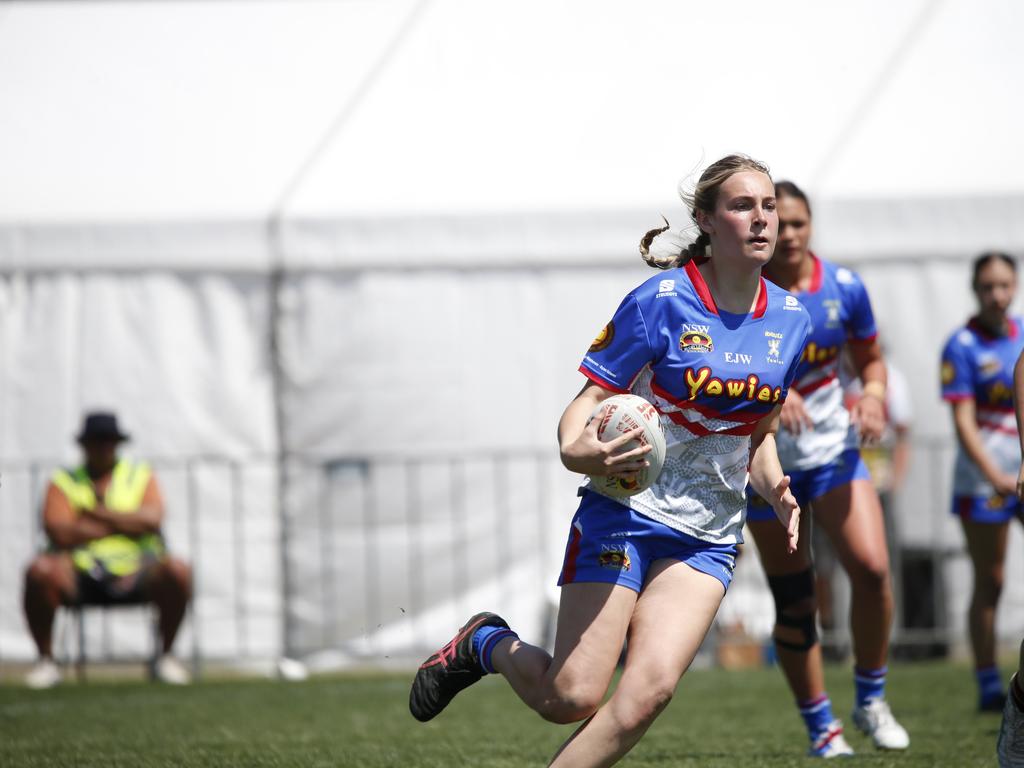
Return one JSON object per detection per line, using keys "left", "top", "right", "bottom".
{"left": 0, "top": 660, "right": 1003, "bottom": 767}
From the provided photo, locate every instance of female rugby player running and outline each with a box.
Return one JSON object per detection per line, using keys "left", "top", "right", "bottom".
{"left": 409, "top": 155, "right": 810, "bottom": 768}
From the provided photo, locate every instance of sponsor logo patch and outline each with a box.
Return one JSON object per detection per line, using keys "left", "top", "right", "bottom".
{"left": 598, "top": 544, "right": 632, "bottom": 571}
{"left": 941, "top": 361, "right": 955, "bottom": 385}
{"left": 979, "top": 356, "right": 1003, "bottom": 378}
{"left": 987, "top": 494, "right": 1007, "bottom": 510}
{"left": 680, "top": 330, "right": 714, "bottom": 353}
{"left": 765, "top": 331, "right": 784, "bottom": 365}
{"left": 590, "top": 323, "right": 614, "bottom": 352}
{"left": 823, "top": 299, "right": 842, "bottom": 328}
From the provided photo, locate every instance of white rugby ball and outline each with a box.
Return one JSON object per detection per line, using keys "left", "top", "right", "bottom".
{"left": 587, "top": 394, "right": 667, "bottom": 497}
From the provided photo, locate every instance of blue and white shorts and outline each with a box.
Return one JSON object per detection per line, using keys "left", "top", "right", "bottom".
{"left": 557, "top": 491, "right": 739, "bottom": 593}
{"left": 746, "top": 447, "right": 871, "bottom": 522}
{"left": 953, "top": 493, "right": 1024, "bottom": 525}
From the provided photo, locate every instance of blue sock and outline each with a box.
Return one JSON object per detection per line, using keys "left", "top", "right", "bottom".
{"left": 798, "top": 694, "right": 836, "bottom": 740}
{"left": 977, "top": 665, "right": 1004, "bottom": 704}
{"left": 472, "top": 626, "right": 518, "bottom": 674}
{"left": 854, "top": 665, "right": 887, "bottom": 707}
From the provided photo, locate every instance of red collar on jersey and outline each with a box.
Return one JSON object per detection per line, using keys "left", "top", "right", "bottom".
{"left": 967, "top": 315, "right": 1019, "bottom": 340}
{"left": 807, "top": 252, "right": 824, "bottom": 293}
{"left": 685, "top": 256, "right": 768, "bottom": 319}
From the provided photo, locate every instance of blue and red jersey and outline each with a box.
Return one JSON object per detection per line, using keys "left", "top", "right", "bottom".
{"left": 770, "top": 255, "right": 878, "bottom": 471}
{"left": 580, "top": 258, "right": 811, "bottom": 544}
{"left": 941, "top": 316, "right": 1024, "bottom": 497}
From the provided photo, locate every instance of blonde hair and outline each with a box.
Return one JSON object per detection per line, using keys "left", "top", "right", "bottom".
{"left": 641, "top": 154, "right": 772, "bottom": 270}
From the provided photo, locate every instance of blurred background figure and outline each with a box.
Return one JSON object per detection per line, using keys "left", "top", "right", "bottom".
{"left": 22, "top": 412, "right": 192, "bottom": 688}
{"left": 941, "top": 252, "right": 1024, "bottom": 713}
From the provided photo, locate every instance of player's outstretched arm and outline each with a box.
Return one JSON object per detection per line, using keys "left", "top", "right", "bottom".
{"left": 749, "top": 404, "right": 800, "bottom": 553}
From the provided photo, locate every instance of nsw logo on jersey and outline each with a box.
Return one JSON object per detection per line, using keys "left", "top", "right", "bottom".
{"left": 679, "top": 324, "right": 713, "bottom": 353}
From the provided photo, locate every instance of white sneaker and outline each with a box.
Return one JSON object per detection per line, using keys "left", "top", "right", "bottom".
{"left": 154, "top": 654, "right": 191, "bottom": 685}
{"left": 25, "top": 658, "right": 62, "bottom": 689}
{"left": 808, "top": 720, "right": 855, "bottom": 758}
{"left": 852, "top": 698, "right": 910, "bottom": 750}
{"left": 998, "top": 680, "right": 1024, "bottom": 767}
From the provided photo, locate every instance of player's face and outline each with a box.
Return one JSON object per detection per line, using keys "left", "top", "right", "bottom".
{"left": 974, "top": 259, "right": 1017, "bottom": 319}
{"left": 700, "top": 171, "right": 777, "bottom": 267}
{"left": 774, "top": 195, "right": 812, "bottom": 267}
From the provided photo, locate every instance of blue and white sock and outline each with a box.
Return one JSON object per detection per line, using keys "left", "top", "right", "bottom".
{"left": 472, "top": 625, "right": 518, "bottom": 674}
{"left": 798, "top": 694, "right": 836, "bottom": 740}
{"left": 854, "top": 665, "right": 887, "bottom": 707}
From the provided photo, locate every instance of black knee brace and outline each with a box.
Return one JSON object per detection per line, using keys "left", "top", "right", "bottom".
{"left": 767, "top": 568, "right": 818, "bottom": 652}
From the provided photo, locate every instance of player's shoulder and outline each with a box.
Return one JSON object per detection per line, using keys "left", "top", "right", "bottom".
{"left": 630, "top": 266, "right": 687, "bottom": 298}
{"left": 817, "top": 256, "right": 865, "bottom": 291}
{"left": 624, "top": 267, "right": 697, "bottom": 314}
{"left": 763, "top": 279, "right": 812, "bottom": 329}
{"left": 942, "top": 321, "right": 976, "bottom": 353}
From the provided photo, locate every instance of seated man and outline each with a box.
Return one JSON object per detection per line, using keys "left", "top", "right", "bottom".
{"left": 22, "top": 411, "right": 192, "bottom": 688}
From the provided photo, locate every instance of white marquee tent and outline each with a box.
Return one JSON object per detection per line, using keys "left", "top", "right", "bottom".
{"left": 1, "top": 0, "right": 1023, "bottom": 668}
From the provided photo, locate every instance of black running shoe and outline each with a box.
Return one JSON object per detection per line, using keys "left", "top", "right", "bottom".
{"left": 409, "top": 612, "right": 509, "bottom": 722}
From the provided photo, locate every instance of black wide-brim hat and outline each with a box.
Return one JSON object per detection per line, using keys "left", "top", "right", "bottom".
{"left": 76, "top": 411, "right": 130, "bottom": 443}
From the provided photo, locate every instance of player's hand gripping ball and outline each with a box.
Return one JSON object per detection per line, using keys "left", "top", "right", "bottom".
{"left": 587, "top": 394, "right": 667, "bottom": 497}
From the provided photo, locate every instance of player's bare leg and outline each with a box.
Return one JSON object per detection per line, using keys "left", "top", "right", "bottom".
{"left": 543, "top": 559, "right": 723, "bottom": 767}
{"left": 749, "top": 513, "right": 852, "bottom": 756}
{"left": 814, "top": 479, "right": 892, "bottom": 671}
{"left": 490, "top": 581, "right": 637, "bottom": 725}
{"left": 961, "top": 518, "right": 1009, "bottom": 710}
{"left": 815, "top": 478, "right": 907, "bottom": 749}
{"left": 749, "top": 512, "right": 823, "bottom": 700}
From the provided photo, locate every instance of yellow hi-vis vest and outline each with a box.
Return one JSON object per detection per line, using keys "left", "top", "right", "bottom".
{"left": 51, "top": 459, "right": 165, "bottom": 577}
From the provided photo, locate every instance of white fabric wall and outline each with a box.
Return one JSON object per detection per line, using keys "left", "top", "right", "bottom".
{"left": 5, "top": 197, "right": 1024, "bottom": 664}
{"left": 0, "top": 266, "right": 281, "bottom": 662}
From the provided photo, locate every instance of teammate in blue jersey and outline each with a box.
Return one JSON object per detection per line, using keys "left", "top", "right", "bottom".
{"left": 410, "top": 155, "right": 811, "bottom": 767}
{"left": 744, "top": 181, "right": 909, "bottom": 756}
{"left": 941, "top": 251, "right": 1024, "bottom": 713}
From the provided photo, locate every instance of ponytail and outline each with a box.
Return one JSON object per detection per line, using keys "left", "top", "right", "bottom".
{"left": 639, "top": 218, "right": 707, "bottom": 270}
